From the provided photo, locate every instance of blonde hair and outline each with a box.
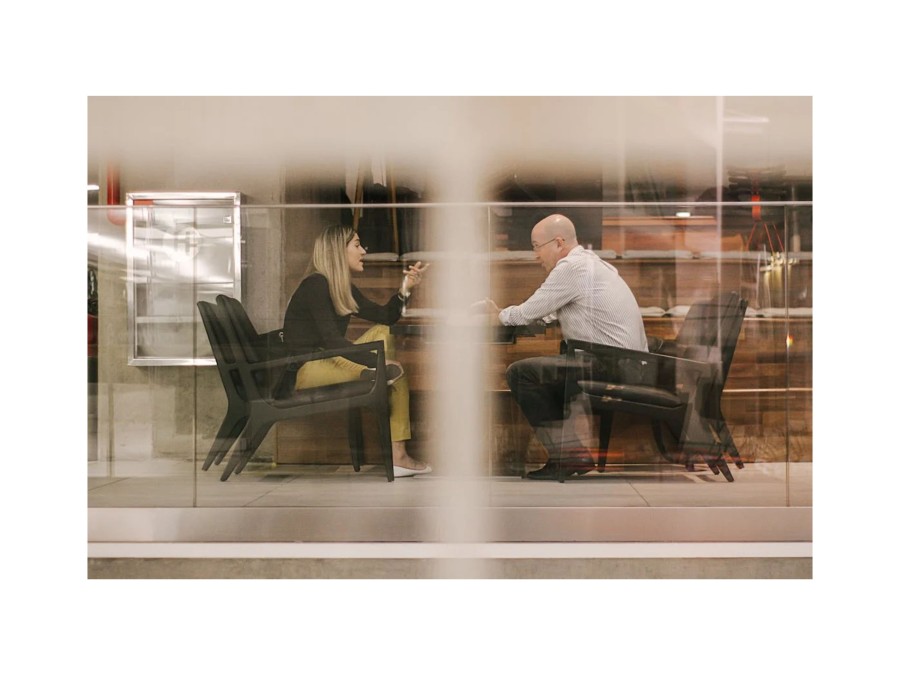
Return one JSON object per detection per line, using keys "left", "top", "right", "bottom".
{"left": 306, "top": 224, "right": 359, "bottom": 316}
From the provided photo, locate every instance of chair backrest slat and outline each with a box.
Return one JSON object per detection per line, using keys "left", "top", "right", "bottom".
{"left": 675, "top": 291, "right": 747, "bottom": 379}
{"left": 217, "top": 295, "right": 264, "bottom": 364}
{"left": 198, "top": 300, "right": 248, "bottom": 406}
{"left": 198, "top": 301, "right": 236, "bottom": 366}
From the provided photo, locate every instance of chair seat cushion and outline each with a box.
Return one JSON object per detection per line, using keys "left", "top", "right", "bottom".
{"left": 576, "top": 381, "right": 683, "bottom": 408}
{"left": 274, "top": 380, "right": 375, "bottom": 407}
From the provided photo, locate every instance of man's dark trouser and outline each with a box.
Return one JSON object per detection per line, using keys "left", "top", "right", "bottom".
{"left": 506, "top": 352, "right": 647, "bottom": 459}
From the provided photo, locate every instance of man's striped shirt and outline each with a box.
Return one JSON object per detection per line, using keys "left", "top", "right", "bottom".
{"left": 499, "top": 245, "right": 648, "bottom": 352}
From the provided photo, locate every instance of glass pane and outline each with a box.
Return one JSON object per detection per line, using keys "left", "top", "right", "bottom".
{"left": 88, "top": 96, "right": 812, "bottom": 551}
{"left": 485, "top": 198, "right": 811, "bottom": 508}
{"left": 88, "top": 206, "right": 197, "bottom": 506}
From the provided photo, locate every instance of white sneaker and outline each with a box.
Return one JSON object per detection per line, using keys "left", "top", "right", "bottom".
{"left": 393, "top": 464, "right": 432, "bottom": 478}
{"left": 360, "top": 364, "right": 404, "bottom": 386}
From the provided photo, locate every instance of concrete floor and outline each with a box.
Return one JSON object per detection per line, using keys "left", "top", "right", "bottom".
{"left": 88, "top": 459, "right": 811, "bottom": 509}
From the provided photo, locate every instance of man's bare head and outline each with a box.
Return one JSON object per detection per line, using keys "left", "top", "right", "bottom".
{"left": 533, "top": 214, "right": 577, "bottom": 242}
{"left": 531, "top": 214, "right": 578, "bottom": 272}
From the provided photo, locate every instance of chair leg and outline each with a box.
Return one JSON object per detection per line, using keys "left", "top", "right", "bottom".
{"left": 651, "top": 421, "right": 677, "bottom": 465}
{"left": 714, "top": 418, "right": 744, "bottom": 469}
{"left": 597, "top": 411, "right": 614, "bottom": 473}
{"left": 235, "top": 445, "right": 256, "bottom": 474}
{"left": 716, "top": 454, "right": 735, "bottom": 482}
{"left": 235, "top": 429, "right": 268, "bottom": 474}
{"left": 203, "top": 413, "right": 247, "bottom": 470}
{"left": 696, "top": 443, "right": 738, "bottom": 481}
{"left": 220, "top": 437, "right": 246, "bottom": 481}
{"left": 375, "top": 402, "right": 394, "bottom": 482}
{"left": 348, "top": 408, "right": 363, "bottom": 472}
{"left": 223, "top": 421, "right": 272, "bottom": 480}
{"left": 553, "top": 441, "right": 567, "bottom": 483}
{"left": 680, "top": 414, "right": 730, "bottom": 480}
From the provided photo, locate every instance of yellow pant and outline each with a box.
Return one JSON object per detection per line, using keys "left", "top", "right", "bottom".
{"left": 294, "top": 324, "right": 411, "bottom": 442}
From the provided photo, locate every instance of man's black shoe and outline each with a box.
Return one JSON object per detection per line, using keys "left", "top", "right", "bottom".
{"left": 526, "top": 455, "right": 596, "bottom": 481}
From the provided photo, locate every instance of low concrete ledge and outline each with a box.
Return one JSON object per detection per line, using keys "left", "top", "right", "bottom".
{"left": 88, "top": 542, "right": 812, "bottom": 579}
{"left": 89, "top": 506, "right": 812, "bottom": 543}
{"left": 88, "top": 556, "right": 811, "bottom": 579}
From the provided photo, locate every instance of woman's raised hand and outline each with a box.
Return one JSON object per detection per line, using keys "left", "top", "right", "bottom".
{"left": 401, "top": 261, "right": 430, "bottom": 294}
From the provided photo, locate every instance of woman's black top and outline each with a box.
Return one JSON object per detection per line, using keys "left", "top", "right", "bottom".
{"left": 283, "top": 273, "right": 403, "bottom": 368}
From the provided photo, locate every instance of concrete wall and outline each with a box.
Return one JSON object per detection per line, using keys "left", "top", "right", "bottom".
{"left": 91, "top": 150, "right": 287, "bottom": 465}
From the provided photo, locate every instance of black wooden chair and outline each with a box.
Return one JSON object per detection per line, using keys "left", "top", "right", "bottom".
{"left": 197, "top": 296, "right": 293, "bottom": 473}
{"left": 198, "top": 295, "right": 395, "bottom": 482}
{"left": 197, "top": 300, "right": 249, "bottom": 472}
{"left": 562, "top": 292, "right": 748, "bottom": 482}
{"left": 654, "top": 291, "right": 748, "bottom": 471}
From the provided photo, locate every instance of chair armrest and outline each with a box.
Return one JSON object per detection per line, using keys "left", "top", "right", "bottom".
{"left": 247, "top": 340, "right": 389, "bottom": 399}
{"left": 655, "top": 341, "right": 722, "bottom": 364}
{"left": 646, "top": 335, "right": 666, "bottom": 353}
{"left": 565, "top": 339, "right": 658, "bottom": 364}
{"left": 564, "top": 339, "right": 719, "bottom": 385}
{"left": 251, "top": 340, "right": 386, "bottom": 373}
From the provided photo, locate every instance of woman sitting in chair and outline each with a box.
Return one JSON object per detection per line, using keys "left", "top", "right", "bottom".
{"left": 283, "top": 224, "right": 431, "bottom": 477}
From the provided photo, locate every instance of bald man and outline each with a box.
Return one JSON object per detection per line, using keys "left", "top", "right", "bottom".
{"left": 484, "top": 214, "right": 648, "bottom": 480}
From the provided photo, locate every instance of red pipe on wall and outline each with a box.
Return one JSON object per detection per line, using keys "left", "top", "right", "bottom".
{"left": 106, "top": 162, "right": 125, "bottom": 225}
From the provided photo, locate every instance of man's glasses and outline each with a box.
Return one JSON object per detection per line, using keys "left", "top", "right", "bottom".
{"left": 532, "top": 237, "right": 560, "bottom": 251}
